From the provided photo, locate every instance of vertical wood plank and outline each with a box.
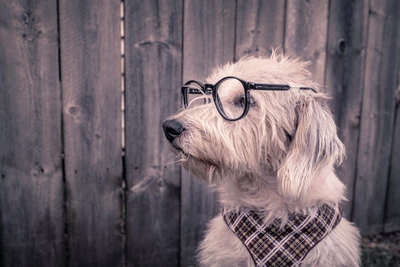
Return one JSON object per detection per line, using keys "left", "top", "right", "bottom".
{"left": 284, "top": 0, "right": 329, "bottom": 85}
{"left": 124, "top": 0, "right": 182, "bottom": 266}
{"left": 59, "top": 1, "right": 123, "bottom": 266}
{"left": 384, "top": 12, "right": 400, "bottom": 233}
{"left": 181, "top": 1, "right": 235, "bottom": 266}
{"left": 0, "top": 0, "right": 65, "bottom": 266}
{"left": 235, "top": 0, "right": 285, "bottom": 59}
{"left": 353, "top": 0, "right": 400, "bottom": 235}
{"left": 324, "top": 0, "right": 369, "bottom": 217}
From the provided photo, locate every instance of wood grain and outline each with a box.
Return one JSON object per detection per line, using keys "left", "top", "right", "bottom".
{"left": 124, "top": 0, "right": 182, "bottom": 266}
{"left": 353, "top": 0, "right": 400, "bottom": 235}
{"left": 59, "top": 1, "right": 123, "bottom": 266}
{"left": 384, "top": 5, "right": 400, "bottom": 233}
{"left": 181, "top": 1, "right": 236, "bottom": 266}
{"left": 235, "top": 0, "right": 285, "bottom": 59}
{"left": 284, "top": 0, "right": 329, "bottom": 85}
{"left": 324, "top": 0, "right": 369, "bottom": 218}
{"left": 0, "top": 0, "right": 65, "bottom": 266}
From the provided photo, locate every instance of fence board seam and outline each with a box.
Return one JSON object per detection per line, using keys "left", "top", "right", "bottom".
{"left": 233, "top": 0, "right": 238, "bottom": 61}
{"left": 121, "top": 2, "right": 127, "bottom": 267}
{"left": 350, "top": 0, "right": 371, "bottom": 221}
{"left": 122, "top": 155, "right": 127, "bottom": 267}
{"left": 322, "top": 1, "right": 330, "bottom": 86}
{"left": 282, "top": 0, "right": 287, "bottom": 51}
{"left": 56, "top": 0, "right": 69, "bottom": 266}
{"left": 180, "top": 1, "right": 185, "bottom": 265}
{"left": 179, "top": 0, "right": 185, "bottom": 265}
{"left": 323, "top": 0, "right": 332, "bottom": 87}
{"left": 349, "top": 0, "right": 367, "bottom": 222}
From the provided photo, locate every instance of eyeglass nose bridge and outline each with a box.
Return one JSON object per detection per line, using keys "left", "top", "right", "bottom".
{"left": 203, "top": 84, "right": 213, "bottom": 94}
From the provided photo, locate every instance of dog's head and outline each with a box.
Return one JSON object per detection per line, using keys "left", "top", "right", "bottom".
{"left": 163, "top": 54, "right": 345, "bottom": 200}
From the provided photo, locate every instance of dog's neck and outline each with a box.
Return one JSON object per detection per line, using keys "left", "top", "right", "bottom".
{"left": 217, "top": 169, "right": 346, "bottom": 217}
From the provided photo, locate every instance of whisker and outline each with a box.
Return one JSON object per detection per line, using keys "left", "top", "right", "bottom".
{"left": 163, "top": 152, "right": 189, "bottom": 167}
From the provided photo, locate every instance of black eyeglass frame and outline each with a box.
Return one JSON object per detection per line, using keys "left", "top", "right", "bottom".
{"left": 181, "top": 76, "right": 316, "bottom": 121}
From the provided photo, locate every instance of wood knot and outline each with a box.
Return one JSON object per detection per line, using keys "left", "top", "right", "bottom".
{"left": 337, "top": 38, "right": 347, "bottom": 55}
{"left": 68, "top": 106, "right": 79, "bottom": 115}
{"left": 22, "top": 31, "right": 42, "bottom": 42}
{"left": 31, "top": 162, "right": 45, "bottom": 177}
{"left": 351, "top": 111, "right": 361, "bottom": 128}
{"left": 21, "top": 12, "right": 36, "bottom": 25}
{"left": 66, "top": 104, "right": 85, "bottom": 123}
{"left": 21, "top": 12, "right": 42, "bottom": 42}
{"left": 157, "top": 178, "right": 164, "bottom": 188}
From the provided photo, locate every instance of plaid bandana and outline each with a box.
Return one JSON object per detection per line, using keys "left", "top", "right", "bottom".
{"left": 223, "top": 204, "right": 342, "bottom": 267}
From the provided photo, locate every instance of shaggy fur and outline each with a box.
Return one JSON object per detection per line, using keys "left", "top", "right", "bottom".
{"left": 164, "top": 53, "right": 361, "bottom": 267}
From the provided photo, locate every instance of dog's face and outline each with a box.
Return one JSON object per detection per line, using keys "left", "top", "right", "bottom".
{"left": 163, "top": 55, "right": 345, "bottom": 200}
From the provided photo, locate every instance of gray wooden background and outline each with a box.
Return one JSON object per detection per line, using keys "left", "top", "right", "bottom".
{"left": 0, "top": 0, "right": 399, "bottom": 266}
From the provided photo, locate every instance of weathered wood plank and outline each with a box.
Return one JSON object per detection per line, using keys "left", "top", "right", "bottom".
{"left": 324, "top": 0, "right": 369, "bottom": 217}
{"left": 235, "top": 0, "right": 285, "bottom": 59}
{"left": 384, "top": 8, "right": 400, "bottom": 233}
{"left": 353, "top": 0, "right": 400, "bottom": 235}
{"left": 385, "top": 71, "right": 400, "bottom": 232}
{"left": 0, "top": 0, "right": 64, "bottom": 266}
{"left": 124, "top": 0, "right": 182, "bottom": 266}
{"left": 59, "top": 1, "right": 123, "bottom": 266}
{"left": 182, "top": 1, "right": 236, "bottom": 266}
{"left": 284, "top": 0, "right": 329, "bottom": 85}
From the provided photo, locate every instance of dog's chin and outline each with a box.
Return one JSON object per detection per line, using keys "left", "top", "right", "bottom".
{"left": 168, "top": 144, "right": 221, "bottom": 180}
{"left": 169, "top": 143, "right": 209, "bottom": 163}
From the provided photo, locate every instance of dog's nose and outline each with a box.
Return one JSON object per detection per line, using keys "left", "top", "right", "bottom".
{"left": 162, "top": 119, "right": 185, "bottom": 143}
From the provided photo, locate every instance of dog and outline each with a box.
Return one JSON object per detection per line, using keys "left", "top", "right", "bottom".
{"left": 162, "top": 53, "right": 361, "bottom": 267}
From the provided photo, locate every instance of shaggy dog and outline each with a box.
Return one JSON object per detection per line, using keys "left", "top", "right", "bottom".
{"left": 162, "top": 54, "right": 360, "bottom": 267}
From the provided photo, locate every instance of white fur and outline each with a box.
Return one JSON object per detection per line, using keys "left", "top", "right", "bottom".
{"left": 165, "top": 53, "right": 361, "bottom": 267}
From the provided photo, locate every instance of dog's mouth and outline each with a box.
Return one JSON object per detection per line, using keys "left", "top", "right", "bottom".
{"left": 171, "top": 144, "right": 187, "bottom": 155}
{"left": 168, "top": 142, "right": 220, "bottom": 168}
{"left": 168, "top": 142, "right": 190, "bottom": 157}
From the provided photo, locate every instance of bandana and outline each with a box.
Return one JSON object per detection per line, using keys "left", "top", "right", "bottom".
{"left": 223, "top": 204, "right": 342, "bottom": 267}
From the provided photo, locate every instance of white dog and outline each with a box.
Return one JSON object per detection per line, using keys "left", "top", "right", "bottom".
{"left": 163, "top": 53, "right": 360, "bottom": 267}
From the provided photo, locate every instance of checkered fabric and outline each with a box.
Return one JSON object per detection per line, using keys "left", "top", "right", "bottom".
{"left": 223, "top": 204, "right": 342, "bottom": 267}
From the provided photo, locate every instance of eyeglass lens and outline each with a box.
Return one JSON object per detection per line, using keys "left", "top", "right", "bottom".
{"left": 183, "top": 78, "right": 247, "bottom": 120}
{"left": 216, "top": 78, "right": 246, "bottom": 120}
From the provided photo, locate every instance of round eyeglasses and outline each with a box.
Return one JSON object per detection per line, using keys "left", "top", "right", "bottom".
{"left": 181, "top": 76, "right": 316, "bottom": 121}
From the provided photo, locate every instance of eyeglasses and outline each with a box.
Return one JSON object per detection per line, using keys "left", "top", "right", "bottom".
{"left": 181, "top": 76, "right": 316, "bottom": 121}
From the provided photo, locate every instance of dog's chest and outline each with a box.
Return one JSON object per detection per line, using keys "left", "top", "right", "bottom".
{"left": 222, "top": 204, "right": 342, "bottom": 267}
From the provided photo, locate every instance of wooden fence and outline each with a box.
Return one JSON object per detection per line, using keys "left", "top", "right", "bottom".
{"left": 0, "top": 0, "right": 399, "bottom": 266}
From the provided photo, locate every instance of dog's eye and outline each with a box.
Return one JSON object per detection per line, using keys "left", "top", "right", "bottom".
{"left": 233, "top": 96, "right": 256, "bottom": 107}
{"left": 233, "top": 96, "right": 246, "bottom": 107}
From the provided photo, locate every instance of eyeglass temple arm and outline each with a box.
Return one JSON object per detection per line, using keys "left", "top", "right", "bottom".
{"left": 251, "top": 83, "right": 317, "bottom": 93}
{"left": 182, "top": 86, "right": 206, "bottom": 94}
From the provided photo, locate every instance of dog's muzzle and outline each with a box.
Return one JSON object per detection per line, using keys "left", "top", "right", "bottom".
{"left": 162, "top": 119, "right": 185, "bottom": 143}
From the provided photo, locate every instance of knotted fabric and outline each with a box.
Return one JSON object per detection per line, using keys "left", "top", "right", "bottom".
{"left": 223, "top": 204, "right": 342, "bottom": 267}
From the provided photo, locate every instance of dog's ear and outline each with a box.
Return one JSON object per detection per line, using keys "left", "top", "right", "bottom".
{"left": 277, "top": 95, "right": 345, "bottom": 199}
